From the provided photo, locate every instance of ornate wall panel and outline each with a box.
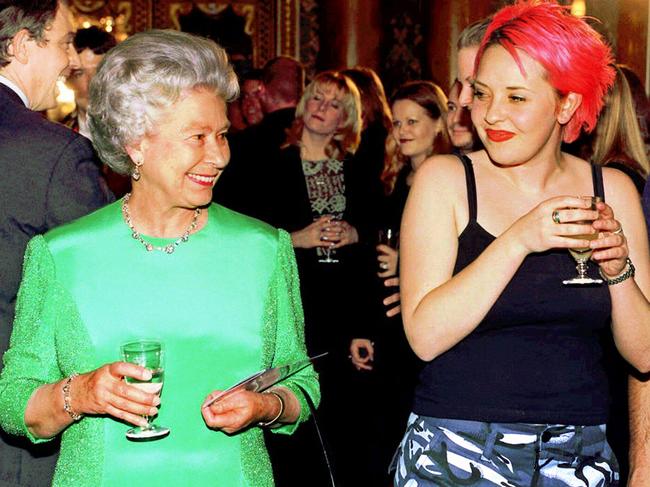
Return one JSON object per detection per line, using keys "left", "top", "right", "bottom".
{"left": 299, "top": 0, "right": 319, "bottom": 79}
{"left": 150, "top": 1, "right": 298, "bottom": 69}
{"left": 69, "top": 0, "right": 151, "bottom": 40}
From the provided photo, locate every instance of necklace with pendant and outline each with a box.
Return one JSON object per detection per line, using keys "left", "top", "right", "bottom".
{"left": 121, "top": 193, "right": 201, "bottom": 254}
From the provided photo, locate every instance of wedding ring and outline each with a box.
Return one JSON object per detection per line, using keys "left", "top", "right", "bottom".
{"left": 380, "top": 262, "right": 389, "bottom": 270}
{"left": 552, "top": 210, "right": 561, "bottom": 224}
{"left": 612, "top": 226, "right": 623, "bottom": 235}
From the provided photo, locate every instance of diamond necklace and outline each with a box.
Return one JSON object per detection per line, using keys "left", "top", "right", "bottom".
{"left": 121, "top": 193, "right": 201, "bottom": 254}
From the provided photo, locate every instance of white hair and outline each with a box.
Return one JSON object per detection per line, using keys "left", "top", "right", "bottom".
{"left": 88, "top": 29, "right": 239, "bottom": 175}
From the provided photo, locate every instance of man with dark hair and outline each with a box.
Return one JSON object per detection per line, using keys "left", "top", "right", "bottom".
{"left": 239, "top": 68, "right": 264, "bottom": 126}
{"left": 63, "top": 26, "right": 116, "bottom": 138}
{"left": 0, "top": 2, "right": 112, "bottom": 484}
{"left": 214, "top": 56, "right": 305, "bottom": 219}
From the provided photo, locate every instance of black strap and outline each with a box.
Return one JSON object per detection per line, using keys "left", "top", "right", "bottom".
{"left": 456, "top": 154, "right": 478, "bottom": 222}
{"left": 591, "top": 163, "right": 605, "bottom": 202}
{"left": 295, "top": 384, "right": 337, "bottom": 487}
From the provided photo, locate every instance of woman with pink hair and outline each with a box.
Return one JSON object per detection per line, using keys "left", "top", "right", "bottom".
{"left": 394, "top": 2, "right": 650, "bottom": 485}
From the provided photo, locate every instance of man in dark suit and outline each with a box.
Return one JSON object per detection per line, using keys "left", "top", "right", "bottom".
{"left": 213, "top": 56, "right": 304, "bottom": 220}
{"left": 0, "top": 1, "right": 112, "bottom": 485}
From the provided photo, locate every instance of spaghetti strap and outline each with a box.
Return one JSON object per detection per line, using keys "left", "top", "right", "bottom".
{"left": 591, "top": 163, "right": 605, "bottom": 202}
{"left": 457, "top": 154, "right": 478, "bottom": 222}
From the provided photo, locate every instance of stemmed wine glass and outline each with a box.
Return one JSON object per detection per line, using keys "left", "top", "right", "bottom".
{"left": 120, "top": 340, "right": 170, "bottom": 440}
{"left": 318, "top": 213, "right": 341, "bottom": 264}
{"left": 562, "top": 196, "right": 603, "bottom": 285}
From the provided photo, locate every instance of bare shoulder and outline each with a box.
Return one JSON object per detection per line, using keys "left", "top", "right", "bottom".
{"left": 413, "top": 153, "right": 467, "bottom": 195}
{"left": 602, "top": 166, "right": 640, "bottom": 205}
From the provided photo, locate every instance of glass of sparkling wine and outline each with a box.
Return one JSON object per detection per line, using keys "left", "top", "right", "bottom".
{"left": 120, "top": 340, "right": 170, "bottom": 440}
{"left": 562, "top": 196, "right": 603, "bottom": 285}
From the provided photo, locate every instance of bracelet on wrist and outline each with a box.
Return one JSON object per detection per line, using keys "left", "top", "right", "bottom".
{"left": 599, "top": 257, "right": 635, "bottom": 286}
{"left": 62, "top": 373, "right": 83, "bottom": 421}
{"left": 258, "top": 391, "right": 284, "bottom": 428}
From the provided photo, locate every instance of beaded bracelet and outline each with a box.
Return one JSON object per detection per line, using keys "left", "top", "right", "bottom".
{"left": 258, "top": 391, "right": 284, "bottom": 428}
{"left": 62, "top": 373, "right": 83, "bottom": 421}
{"left": 599, "top": 258, "right": 635, "bottom": 286}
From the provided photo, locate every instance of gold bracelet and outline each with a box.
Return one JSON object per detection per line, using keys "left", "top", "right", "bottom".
{"left": 62, "top": 373, "right": 83, "bottom": 421}
{"left": 258, "top": 391, "right": 284, "bottom": 428}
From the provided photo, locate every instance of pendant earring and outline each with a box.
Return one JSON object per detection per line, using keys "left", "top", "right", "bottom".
{"left": 132, "top": 159, "right": 143, "bottom": 181}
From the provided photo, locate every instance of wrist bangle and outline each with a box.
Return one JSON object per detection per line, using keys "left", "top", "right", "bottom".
{"left": 599, "top": 258, "right": 635, "bottom": 285}
{"left": 258, "top": 391, "right": 284, "bottom": 428}
{"left": 62, "top": 373, "right": 83, "bottom": 421}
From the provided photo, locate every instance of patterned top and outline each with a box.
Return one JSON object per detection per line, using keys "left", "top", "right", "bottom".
{"left": 302, "top": 158, "right": 346, "bottom": 259}
{"left": 301, "top": 158, "right": 346, "bottom": 217}
{"left": 0, "top": 200, "right": 319, "bottom": 486}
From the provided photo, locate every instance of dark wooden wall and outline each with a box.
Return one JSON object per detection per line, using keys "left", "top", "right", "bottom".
{"left": 314, "top": 0, "right": 649, "bottom": 94}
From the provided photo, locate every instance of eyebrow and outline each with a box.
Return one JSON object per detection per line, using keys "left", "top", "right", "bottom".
{"left": 473, "top": 80, "right": 532, "bottom": 92}
{"left": 181, "top": 121, "right": 231, "bottom": 133}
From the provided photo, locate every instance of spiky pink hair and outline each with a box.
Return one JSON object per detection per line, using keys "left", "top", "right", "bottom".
{"left": 475, "top": 0, "right": 615, "bottom": 143}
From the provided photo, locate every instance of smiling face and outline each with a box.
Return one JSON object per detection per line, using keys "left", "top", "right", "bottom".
{"left": 471, "top": 45, "right": 563, "bottom": 167}
{"left": 446, "top": 82, "right": 475, "bottom": 151}
{"left": 241, "top": 78, "right": 263, "bottom": 125}
{"left": 66, "top": 48, "right": 103, "bottom": 114}
{"left": 302, "top": 82, "right": 346, "bottom": 137}
{"left": 392, "top": 99, "right": 441, "bottom": 167}
{"left": 130, "top": 88, "right": 230, "bottom": 210}
{"left": 26, "top": 2, "right": 79, "bottom": 110}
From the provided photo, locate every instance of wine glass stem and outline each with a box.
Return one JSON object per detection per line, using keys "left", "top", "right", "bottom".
{"left": 577, "top": 260, "right": 587, "bottom": 277}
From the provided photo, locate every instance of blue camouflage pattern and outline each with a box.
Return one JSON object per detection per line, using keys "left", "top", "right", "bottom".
{"left": 393, "top": 414, "right": 619, "bottom": 486}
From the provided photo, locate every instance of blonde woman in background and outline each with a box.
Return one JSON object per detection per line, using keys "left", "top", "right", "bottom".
{"left": 574, "top": 64, "right": 649, "bottom": 193}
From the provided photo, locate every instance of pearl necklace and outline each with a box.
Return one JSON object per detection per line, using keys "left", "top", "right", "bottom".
{"left": 121, "top": 193, "right": 201, "bottom": 254}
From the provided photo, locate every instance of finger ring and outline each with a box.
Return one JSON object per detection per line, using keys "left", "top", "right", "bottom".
{"left": 612, "top": 226, "right": 623, "bottom": 235}
{"left": 552, "top": 210, "right": 561, "bottom": 224}
{"left": 380, "top": 262, "right": 389, "bottom": 270}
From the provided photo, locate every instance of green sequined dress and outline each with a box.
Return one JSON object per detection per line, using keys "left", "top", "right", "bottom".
{"left": 0, "top": 200, "right": 319, "bottom": 486}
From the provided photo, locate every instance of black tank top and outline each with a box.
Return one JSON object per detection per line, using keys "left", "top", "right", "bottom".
{"left": 413, "top": 155, "right": 612, "bottom": 425}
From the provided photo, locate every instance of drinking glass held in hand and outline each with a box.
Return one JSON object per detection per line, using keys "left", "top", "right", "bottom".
{"left": 555, "top": 196, "right": 603, "bottom": 285}
{"left": 318, "top": 213, "right": 342, "bottom": 264}
{"left": 377, "top": 227, "right": 399, "bottom": 276}
{"left": 120, "top": 340, "right": 170, "bottom": 440}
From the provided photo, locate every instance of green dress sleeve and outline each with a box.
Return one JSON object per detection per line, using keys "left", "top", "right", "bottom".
{"left": 266, "top": 229, "right": 320, "bottom": 435}
{"left": 0, "top": 236, "right": 63, "bottom": 443}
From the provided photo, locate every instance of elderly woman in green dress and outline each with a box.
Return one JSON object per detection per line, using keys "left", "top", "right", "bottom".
{"left": 0, "top": 30, "right": 318, "bottom": 486}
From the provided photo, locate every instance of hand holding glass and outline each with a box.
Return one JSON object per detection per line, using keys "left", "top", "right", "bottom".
{"left": 562, "top": 196, "right": 603, "bottom": 285}
{"left": 318, "top": 214, "right": 341, "bottom": 263}
{"left": 377, "top": 227, "right": 399, "bottom": 272}
{"left": 120, "top": 340, "right": 170, "bottom": 440}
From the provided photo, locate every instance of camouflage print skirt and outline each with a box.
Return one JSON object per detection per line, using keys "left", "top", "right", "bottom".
{"left": 392, "top": 414, "right": 619, "bottom": 486}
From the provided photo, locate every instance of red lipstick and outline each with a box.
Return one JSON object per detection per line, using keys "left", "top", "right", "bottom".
{"left": 486, "top": 129, "right": 515, "bottom": 142}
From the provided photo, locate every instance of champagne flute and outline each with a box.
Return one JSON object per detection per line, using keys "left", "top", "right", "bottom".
{"left": 562, "top": 196, "right": 603, "bottom": 285}
{"left": 121, "top": 340, "right": 170, "bottom": 440}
